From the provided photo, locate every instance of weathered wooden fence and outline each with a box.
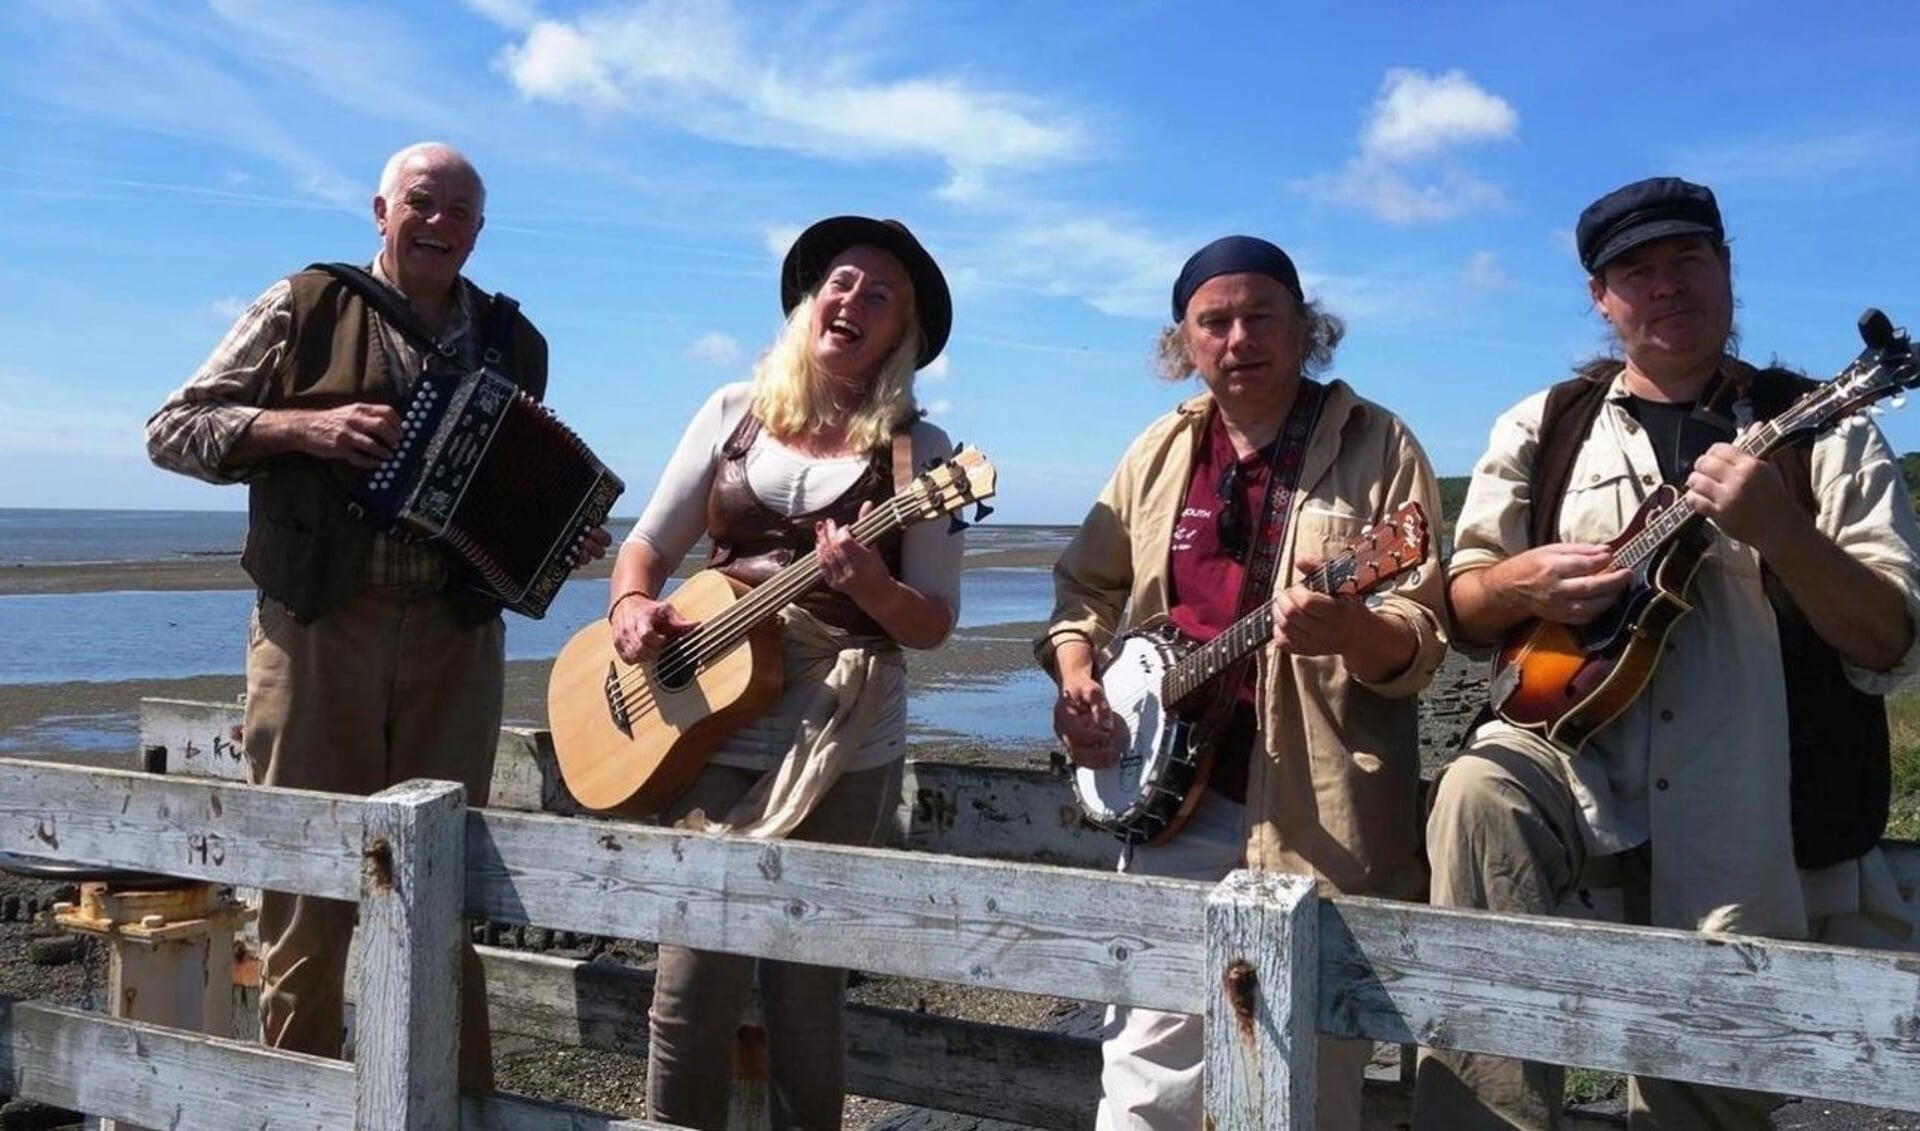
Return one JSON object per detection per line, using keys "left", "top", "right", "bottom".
{"left": 0, "top": 702, "right": 1916, "bottom": 1129}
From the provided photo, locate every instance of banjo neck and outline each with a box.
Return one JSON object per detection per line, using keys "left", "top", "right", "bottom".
{"left": 1156, "top": 501, "right": 1430, "bottom": 710}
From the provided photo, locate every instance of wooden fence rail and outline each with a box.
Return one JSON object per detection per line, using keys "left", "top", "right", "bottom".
{"left": 0, "top": 701, "right": 1915, "bottom": 1127}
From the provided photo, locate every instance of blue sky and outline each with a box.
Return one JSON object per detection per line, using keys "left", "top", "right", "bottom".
{"left": 2, "top": 0, "right": 1916, "bottom": 523}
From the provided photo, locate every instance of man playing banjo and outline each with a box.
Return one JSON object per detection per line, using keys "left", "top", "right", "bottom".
{"left": 1037, "top": 235, "right": 1449, "bottom": 1130}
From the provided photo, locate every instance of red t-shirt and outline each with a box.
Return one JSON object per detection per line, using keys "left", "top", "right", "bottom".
{"left": 1166, "top": 408, "right": 1280, "bottom": 709}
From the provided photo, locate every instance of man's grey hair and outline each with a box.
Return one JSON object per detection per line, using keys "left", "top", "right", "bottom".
{"left": 377, "top": 142, "right": 486, "bottom": 214}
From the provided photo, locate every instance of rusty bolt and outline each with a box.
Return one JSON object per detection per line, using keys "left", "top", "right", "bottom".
{"left": 1223, "top": 958, "right": 1258, "bottom": 1040}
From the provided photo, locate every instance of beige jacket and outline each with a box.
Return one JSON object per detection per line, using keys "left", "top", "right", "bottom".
{"left": 1038, "top": 382, "right": 1449, "bottom": 896}
{"left": 1453, "top": 369, "right": 1920, "bottom": 937}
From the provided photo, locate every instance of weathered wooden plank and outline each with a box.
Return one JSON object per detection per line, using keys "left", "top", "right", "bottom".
{"left": 358, "top": 780, "right": 469, "bottom": 1131}
{"left": 897, "top": 761, "right": 1114, "bottom": 868}
{"left": 0, "top": 757, "right": 366, "bottom": 900}
{"left": 1321, "top": 896, "right": 1920, "bottom": 1112}
{"left": 467, "top": 809, "right": 1207, "bottom": 1013}
{"left": 1206, "top": 871, "right": 1317, "bottom": 1129}
{"left": 489, "top": 728, "right": 584, "bottom": 817}
{"left": 140, "top": 698, "right": 574, "bottom": 817}
{"left": 0, "top": 996, "right": 354, "bottom": 1129}
{"left": 473, "top": 945, "right": 1099, "bottom": 1129}
{"left": 145, "top": 696, "right": 251, "bottom": 782}
{"left": 461, "top": 1090, "right": 674, "bottom": 1129}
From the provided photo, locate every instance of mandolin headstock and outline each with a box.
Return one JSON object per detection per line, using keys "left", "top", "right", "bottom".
{"left": 1772, "top": 308, "right": 1919, "bottom": 444}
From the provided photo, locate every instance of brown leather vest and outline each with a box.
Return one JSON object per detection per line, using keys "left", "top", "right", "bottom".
{"left": 241, "top": 267, "right": 549, "bottom": 623}
{"left": 704, "top": 414, "right": 905, "bottom": 638}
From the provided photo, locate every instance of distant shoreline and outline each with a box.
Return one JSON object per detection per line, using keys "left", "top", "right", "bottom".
{"left": 0, "top": 543, "right": 1065, "bottom": 598}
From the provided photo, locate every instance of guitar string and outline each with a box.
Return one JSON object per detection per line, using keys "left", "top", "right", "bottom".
{"left": 1605, "top": 356, "right": 1892, "bottom": 573}
{"left": 1093, "top": 536, "right": 1421, "bottom": 721}
{"left": 605, "top": 474, "right": 976, "bottom": 720}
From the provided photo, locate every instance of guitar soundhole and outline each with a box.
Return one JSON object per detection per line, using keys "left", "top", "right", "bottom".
{"left": 654, "top": 639, "right": 698, "bottom": 692}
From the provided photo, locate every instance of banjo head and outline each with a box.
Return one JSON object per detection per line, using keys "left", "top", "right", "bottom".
{"left": 1072, "top": 630, "right": 1199, "bottom": 839}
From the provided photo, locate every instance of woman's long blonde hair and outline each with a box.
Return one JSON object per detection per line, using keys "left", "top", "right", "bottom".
{"left": 749, "top": 291, "right": 923, "bottom": 453}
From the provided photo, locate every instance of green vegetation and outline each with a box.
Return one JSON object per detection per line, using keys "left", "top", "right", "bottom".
{"left": 1564, "top": 1066, "right": 1627, "bottom": 1107}
{"left": 1437, "top": 476, "right": 1469, "bottom": 531}
{"left": 1887, "top": 688, "right": 1920, "bottom": 840}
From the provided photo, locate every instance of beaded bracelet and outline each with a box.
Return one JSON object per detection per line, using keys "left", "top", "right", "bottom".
{"left": 607, "top": 589, "right": 651, "bottom": 623}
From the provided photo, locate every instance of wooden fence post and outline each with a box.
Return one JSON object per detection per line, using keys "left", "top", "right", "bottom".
{"left": 1204, "top": 869, "right": 1318, "bottom": 1130}
{"left": 356, "top": 779, "right": 467, "bottom": 1130}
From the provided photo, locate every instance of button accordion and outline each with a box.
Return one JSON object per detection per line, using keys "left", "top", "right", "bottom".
{"left": 351, "top": 366, "right": 623, "bottom": 618}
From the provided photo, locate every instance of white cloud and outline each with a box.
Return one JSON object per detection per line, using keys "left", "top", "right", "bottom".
{"left": 209, "top": 296, "right": 249, "bottom": 321}
{"left": 1361, "top": 69, "right": 1518, "bottom": 163}
{"left": 923, "top": 398, "right": 953, "bottom": 416}
{"left": 464, "top": 0, "right": 541, "bottom": 31}
{"left": 986, "top": 215, "right": 1189, "bottom": 320}
{"left": 919, "top": 355, "right": 951, "bottom": 383}
{"left": 1294, "top": 69, "right": 1518, "bottom": 226}
{"left": 1462, "top": 250, "right": 1510, "bottom": 289}
{"left": 501, "top": 21, "right": 623, "bottom": 110}
{"left": 9, "top": 0, "right": 484, "bottom": 210}
{"left": 495, "top": 0, "right": 1086, "bottom": 199}
{"left": 685, "top": 331, "right": 743, "bottom": 367}
{"left": 763, "top": 223, "right": 804, "bottom": 263}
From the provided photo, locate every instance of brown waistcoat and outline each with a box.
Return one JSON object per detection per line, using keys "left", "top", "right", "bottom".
{"left": 240, "top": 267, "right": 549, "bottom": 623}
{"left": 704, "top": 414, "right": 904, "bottom": 638}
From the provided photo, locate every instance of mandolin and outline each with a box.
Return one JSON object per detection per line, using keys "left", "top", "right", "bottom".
{"left": 548, "top": 447, "right": 996, "bottom": 815}
{"left": 1490, "top": 308, "right": 1919, "bottom": 750}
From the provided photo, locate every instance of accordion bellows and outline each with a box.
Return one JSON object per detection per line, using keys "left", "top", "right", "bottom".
{"left": 353, "top": 367, "right": 623, "bottom": 618}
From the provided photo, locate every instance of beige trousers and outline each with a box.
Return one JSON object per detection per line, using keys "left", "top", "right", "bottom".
{"left": 1413, "top": 739, "right": 1776, "bottom": 1130}
{"left": 244, "top": 589, "right": 504, "bottom": 1090}
{"left": 1097, "top": 791, "right": 1371, "bottom": 1131}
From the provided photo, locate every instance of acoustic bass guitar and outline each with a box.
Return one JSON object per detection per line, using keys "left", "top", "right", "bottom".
{"left": 1073, "top": 501, "right": 1429, "bottom": 845}
{"left": 1490, "top": 308, "right": 1920, "bottom": 750}
{"left": 549, "top": 447, "right": 997, "bottom": 816}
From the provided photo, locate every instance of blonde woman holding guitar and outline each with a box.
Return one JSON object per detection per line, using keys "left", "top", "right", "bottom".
{"left": 1038, "top": 236, "right": 1449, "bottom": 1131}
{"left": 599, "top": 217, "right": 963, "bottom": 1128}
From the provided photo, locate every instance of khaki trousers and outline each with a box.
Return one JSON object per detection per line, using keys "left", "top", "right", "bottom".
{"left": 645, "top": 760, "right": 904, "bottom": 1130}
{"left": 1413, "top": 739, "right": 1776, "bottom": 1130}
{"left": 244, "top": 589, "right": 504, "bottom": 1090}
{"left": 1097, "top": 791, "right": 1371, "bottom": 1131}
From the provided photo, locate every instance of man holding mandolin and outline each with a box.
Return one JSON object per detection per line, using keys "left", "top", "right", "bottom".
{"left": 1039, "top": 236, "right": 1449, "bottom": 1130}
{"left": 1417, "top": 177, "right": 1920, "bottom": 1129}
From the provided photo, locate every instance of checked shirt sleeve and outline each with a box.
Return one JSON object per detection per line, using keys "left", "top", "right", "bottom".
{"left": 145, "top": 280, "right": 294, "bottom": 484}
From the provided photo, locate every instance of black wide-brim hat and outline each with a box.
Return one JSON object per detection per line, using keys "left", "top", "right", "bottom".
{"left": 780, "top": 215, "right": 951, "bottom": 370}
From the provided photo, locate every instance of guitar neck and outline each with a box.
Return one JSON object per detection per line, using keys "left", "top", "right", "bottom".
{"left": 687, "top": 497, "right": 918, "bottom": 656}
{"left": 1160, "top": 562, "right": 1337, "bottom": 707}
{"left": 1610, "top": 416, "right": 1789, "bottom": 573}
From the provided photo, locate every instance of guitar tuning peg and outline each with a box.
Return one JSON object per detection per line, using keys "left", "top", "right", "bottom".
{"left": 973, "top": 502, "right": 994, "bottom": 522}
{"left": 953, "top": 441, "right": 968, "bottom": 454}
{"left": 1892, "top": 393, "right": 1908, "bottom": 410}
{"left": 948, "top": 514, "right": 970, "bottom": 535}
{"left": 922, "top": 457, "right": 944, "bottom": 471}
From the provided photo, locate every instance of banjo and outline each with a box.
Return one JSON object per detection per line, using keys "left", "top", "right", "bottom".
{"left": 1072, "top": 502, "right": 1430, "bottom": 845}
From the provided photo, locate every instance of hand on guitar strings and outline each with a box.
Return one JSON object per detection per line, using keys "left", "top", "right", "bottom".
{"left": 1496, "top": 543, "right": 1633, "bottom": 626}
{"left": 816, "top": 504, "right": 893, "bottom": 603}
{"left": 1054, "top": 670, "right": 1122, "bottom": 770}
{"left": 610, "top": 595, "right": 699, "bottom": 665}
{"left": 1685, "top": 443, "right": 1809, "bottom": 557}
